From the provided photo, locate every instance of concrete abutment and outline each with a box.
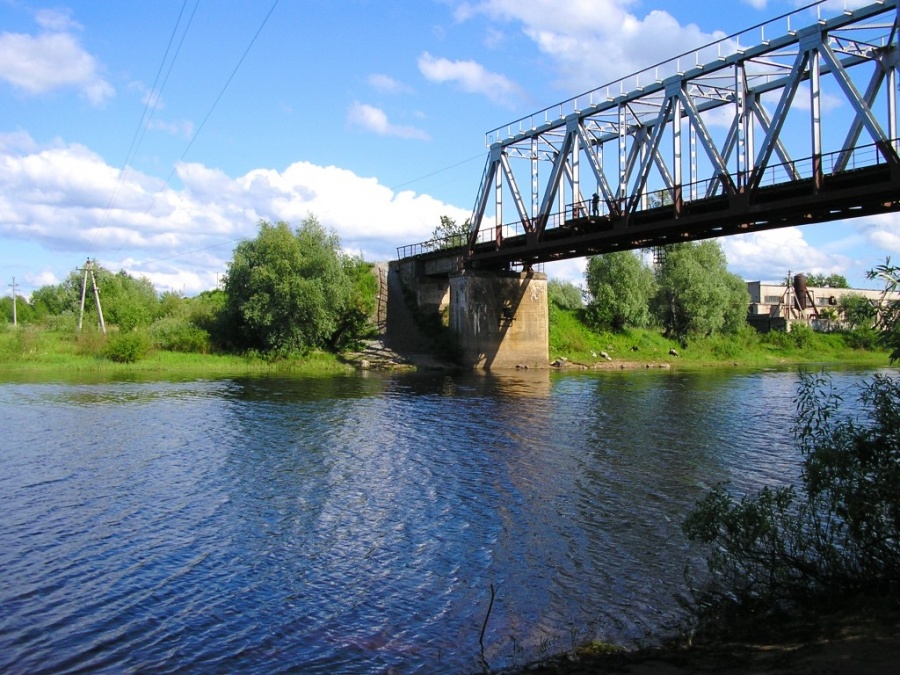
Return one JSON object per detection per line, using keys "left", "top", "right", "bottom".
{"left": 449, "top": 269, "right": 548, "bottom": 370}
{"left": 386, "top": 261, "right": 549, "bottom": 370}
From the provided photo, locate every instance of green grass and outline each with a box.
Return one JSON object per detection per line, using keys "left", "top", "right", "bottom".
{"left": 0, "top": 325, "right": 354, "bottom": 377}
{"left": 548, "top": 306, "right": 892, "bottom": 369}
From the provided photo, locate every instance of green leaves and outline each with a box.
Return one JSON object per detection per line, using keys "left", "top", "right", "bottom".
{"left": 584, "top": 251, "right": 654, "bottom": 330}
{"left": 223, "top": 217, "right": 362, "bottom": 355}
{"left": 684, "top": 373, "right": 900, "bottom": 614}
{"left": 653, "top": 241, "right": 748, "bottom": 341}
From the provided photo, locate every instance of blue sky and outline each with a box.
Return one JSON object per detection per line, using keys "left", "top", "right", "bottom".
{"left": 1, "top": 0, "right": 898, "bottom": 297}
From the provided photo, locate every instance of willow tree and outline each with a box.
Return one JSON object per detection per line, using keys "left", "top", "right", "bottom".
{"left": 224, "top": 217, "right": 353, "bottom": 354}
{"left": 653, "top": 241, "right": 748, "bottom": 341}
{"left": 584, "top": 250, "right": 655, "bottom": 330}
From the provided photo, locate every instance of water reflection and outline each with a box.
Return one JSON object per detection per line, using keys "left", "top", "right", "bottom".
{"left": 0, "top": 367, "right": 892, "bottom": 673}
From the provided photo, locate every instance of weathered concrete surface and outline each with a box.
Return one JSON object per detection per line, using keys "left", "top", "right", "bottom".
{"left": 449, "top": 269, "right": 548, "bottom": 370}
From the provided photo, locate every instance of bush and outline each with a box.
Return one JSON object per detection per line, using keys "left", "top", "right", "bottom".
{"left": 104, "top": 331, "right": 151, "bottom": 363}
{"left": 844, "top": 326, "right": 879, "bottom": 351}
{"left": 150, "top": 317, "right": 212, "bottom": 353}
{"left": 683, "top": 372, "right": 900, "bottom": 619}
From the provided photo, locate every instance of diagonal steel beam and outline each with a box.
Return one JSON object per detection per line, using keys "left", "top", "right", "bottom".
{"left": 819, "top": 39, "right": 900, "bottom": 164}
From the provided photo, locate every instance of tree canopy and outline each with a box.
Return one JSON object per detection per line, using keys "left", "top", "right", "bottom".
{"left": 584, "top": 251, "right": 655, "bottom": 330}
{"left": 802, "top": 272, "right": 849, "bottom": 288}
{"left": 653, "top": 241, "right": 749, "bottom": 341}
{"left": 223, "top": 217, "right": 368, "bottom": 354}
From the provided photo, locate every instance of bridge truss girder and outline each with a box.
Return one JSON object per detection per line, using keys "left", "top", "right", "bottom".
{"left": 466, "top": 0, "right": 900, "bottom": 267}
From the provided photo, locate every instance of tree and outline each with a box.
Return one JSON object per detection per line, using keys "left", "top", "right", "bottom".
{"left": 584, "top": 251, "right": 655, "bottom": 330}
{"left": 802, "top": 272, "right": 849, "bottom": 288}
{"left": 652, "top": 241, "right": 749, "bottom": 341}
{"left": 95, "top": 269, "right": 159, "bottom": 331}
{"left": 223, "top": 217, "right": 354, "bottom": 354}
{"left": 839, "top": 293, "right": 876, "bottom": 330}
{"left": 1, "top": 295, "right": 36, "bottom": 324}
{"left": 430, "top": 215, "right": 471, "bottom": 249}
{"left": 868, "top": 258, "right": 900, "bottom": 362}
{"left": 684, "top": 372, "right": 900, "bottom": 616}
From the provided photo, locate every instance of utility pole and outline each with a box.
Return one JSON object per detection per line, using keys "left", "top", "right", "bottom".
{"left": 77, "top": 259, "right": 106, "bottom": 335}
{"left": 8, "top": 276, "right": 18, "bottom": 326}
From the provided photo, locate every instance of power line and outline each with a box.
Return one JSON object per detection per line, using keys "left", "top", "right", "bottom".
{"left": 389, "top": 152, "right": 484, "bottom": 191}
{"left": 148, "top": 0, "right": 282, "bottom": 211}
{"left": 100, "top": 0, "right": 201, "bottom": 232}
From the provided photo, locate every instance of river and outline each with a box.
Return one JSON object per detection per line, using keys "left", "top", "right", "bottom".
{"left": 0, "top": 366, "right": 891, "bottom": 673}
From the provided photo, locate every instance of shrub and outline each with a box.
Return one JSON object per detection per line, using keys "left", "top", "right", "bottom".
{"left": 149, "top": 317, "right": 212, "bottom": 353}
{"left": 844, "top": 326, "right": 879, "bottom": 351}
{"left": 683, "top": 372, "right": 900, "bottom": 619}
{"left": 104, "top": 331, "right": 151, "bottom": 363}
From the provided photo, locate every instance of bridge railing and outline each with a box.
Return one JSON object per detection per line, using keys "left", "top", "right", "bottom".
{"left": 485, "top": 0, "right": 869, "bottom": 145}
{"left": 396, "top": 233, "right": 469, "bottom": 259}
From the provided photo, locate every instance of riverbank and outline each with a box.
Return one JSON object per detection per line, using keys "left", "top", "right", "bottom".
{"left": 517, "top": 603, "right": 900, "bottom": 674}
{"left": 548, "top": 309, "right": 893, "bottom": 370}
{"left": 2, "top": 323, "right": 893, "bottom": 377}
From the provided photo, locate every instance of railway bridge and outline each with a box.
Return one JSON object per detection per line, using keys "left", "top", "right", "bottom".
{"left": 393, "top": 0, "right": 900, "bottom": 369}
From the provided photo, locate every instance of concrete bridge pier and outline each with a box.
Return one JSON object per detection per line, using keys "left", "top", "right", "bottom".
{"left": 449, "top": 269, "right": 548, "bottom": 370}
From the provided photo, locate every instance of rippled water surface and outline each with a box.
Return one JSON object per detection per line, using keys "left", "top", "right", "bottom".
{"left": 0, "top": 367, "right": 888, "bottom": 673}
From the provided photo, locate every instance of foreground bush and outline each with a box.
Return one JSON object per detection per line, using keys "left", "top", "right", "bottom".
{"left": 104, "top": 331, "right": 151, "bottom": 363}
{"left": 683, "top": 372, "right": 900, "bottom": 620}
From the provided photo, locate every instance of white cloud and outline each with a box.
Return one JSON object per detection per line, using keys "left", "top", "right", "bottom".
{"left": 418, "top": 52, "right": 523, "bottom": 106}
{"left": 856, "top": 214, "right": 900, "bottom": 256}
{"left": 453, "top": 0, "right": 726, "bottom": 92}
{"left": 24, "top": 268, "right": 59, "bottom": 289}
{"left": 0, "top": 134, "right": 468, "bottom": 293}
{"left": 743, "top": 0, "right": 768, "bottom": 9}
{"left": 721, "top": 228, "right": 850, "bottom": 282}
{"left": 0, "top": 25, "right": 113, "bottom": 105}
{"left": 347, "top": 102, "right": 431, "bottom": 140}
{"left": 367, "top": 73, "right": 413, "bottom": 94}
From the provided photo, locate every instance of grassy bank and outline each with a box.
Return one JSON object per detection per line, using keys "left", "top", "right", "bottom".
{"left": 549, "top": 306, "right": 892, "bottom": 369}
{"left": 0, "top": 326, "right": 353, "bottom": 378}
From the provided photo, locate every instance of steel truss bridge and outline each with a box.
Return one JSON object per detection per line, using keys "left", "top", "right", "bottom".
{"left": 399, "top": 0, "right": 900, "bottom": 271}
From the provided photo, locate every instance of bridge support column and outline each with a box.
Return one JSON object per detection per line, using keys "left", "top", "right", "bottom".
{"left": 449, "top": 269, "right": 548, "bottom": 370}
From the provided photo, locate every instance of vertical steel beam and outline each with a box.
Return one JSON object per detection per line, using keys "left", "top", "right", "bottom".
{"left": 679, "top": 83, "right": 737, "bottom": 195}
{"left": 531, "top": 137, "right": 539, "bottom": 222}
{"left": 736, "top": 64, "right": 749, "bottom": 190}
{"left": 810, "top": 45, "right": 823, "bottom": 191}
{"left": 468, "top": 149, "right": 500, "bottom": 250}
{"left": 494, "top": 155, "right": 503, "bottom": 241}
{"left": 619, "top": 102, "right": 628, "bottom": 213}
{"left": 748, "top": 47, "right": 809, "bottom": 191}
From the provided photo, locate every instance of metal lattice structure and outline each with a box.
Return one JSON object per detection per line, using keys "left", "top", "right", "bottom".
{"left": 457, "top": 0, "right": 900, "bottom": 270}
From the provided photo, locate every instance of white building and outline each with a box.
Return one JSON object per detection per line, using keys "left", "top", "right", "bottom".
{"left": 746, "top": 275, "right": 900, "bottom": 332}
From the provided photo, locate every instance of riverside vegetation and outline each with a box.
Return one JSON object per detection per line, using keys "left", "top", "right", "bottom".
{"left": 1, "top": 219, "right": 893, "bottom": 372}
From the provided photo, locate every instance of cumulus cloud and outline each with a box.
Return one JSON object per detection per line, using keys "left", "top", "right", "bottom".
{"left": 0, "top": 135, "right": 468, "bottom": 294}
{"left": 452, "top": 0, "right": 726, "bottom": 92}
{"left": 0, "top": 18, "right": 113, "bottom": 105}
{"left": 347, "top": 102, "right": 430, "bottom": 140}
{"left": 721, "top": 228, "right": 851, "bottom": 282}
{"left": 418, "top": 52, "right": 523, "bottom": 106}
{"left": 855, "top": 213, "right": 900, "bottom": 255}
